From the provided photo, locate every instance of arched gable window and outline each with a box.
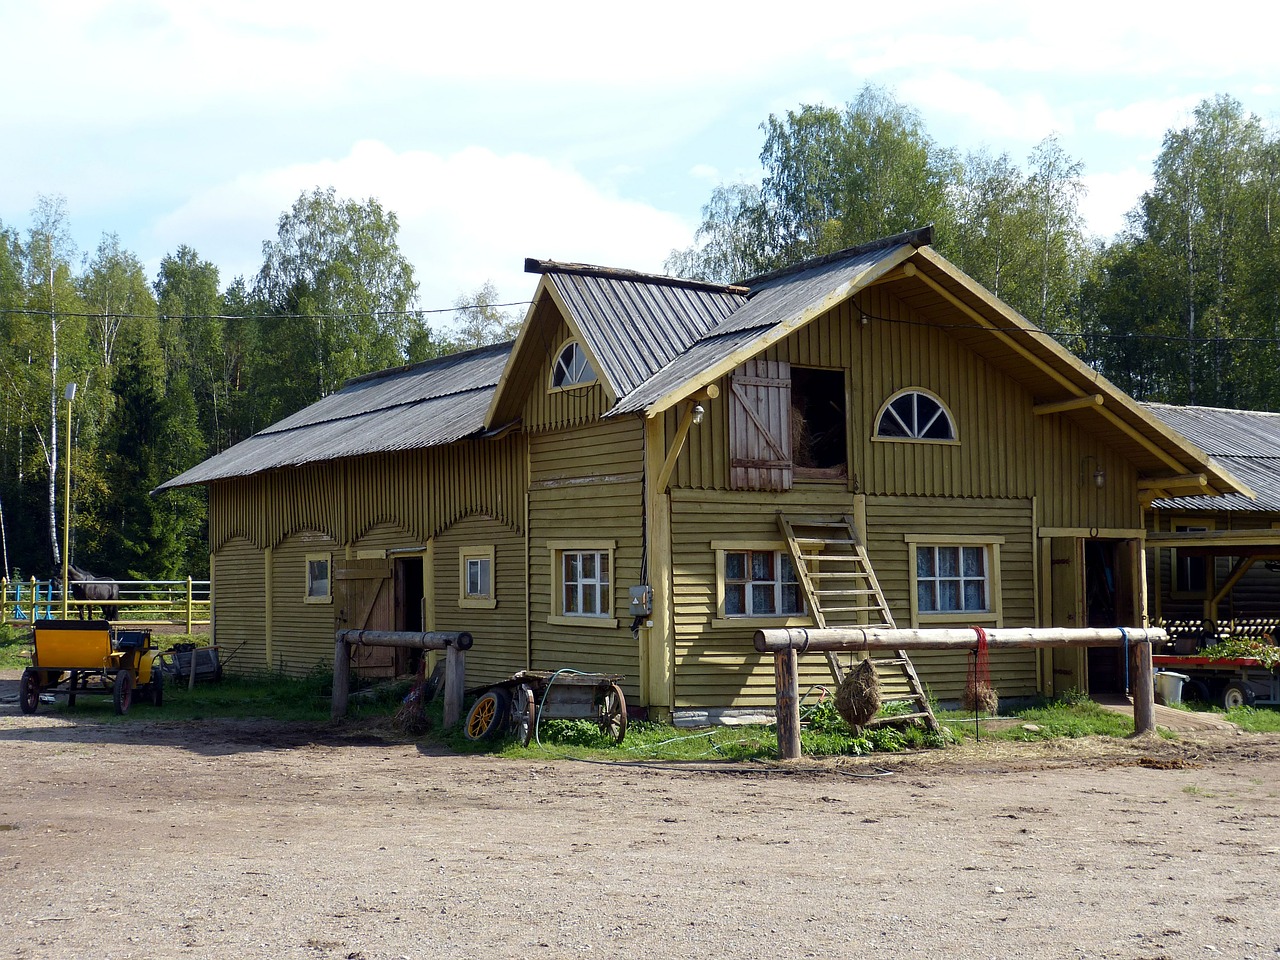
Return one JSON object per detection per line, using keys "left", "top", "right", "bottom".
{"left": 875, "top": 389, "right": 956, "bottom": 442}
{"left": 551, "top": 340, "right": 596, "bottom": 388}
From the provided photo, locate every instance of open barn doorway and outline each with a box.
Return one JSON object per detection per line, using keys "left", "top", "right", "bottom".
{"left": 394, "top": 555, "right": 425, "bottom": 674}
{"left": 1084, "top": 539, "right": 1135, "bottom": 695}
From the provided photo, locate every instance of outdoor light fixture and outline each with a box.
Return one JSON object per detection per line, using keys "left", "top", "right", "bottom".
{"left": 692, "top": 402, "right": 705, "bottom": 425}
{"left": 1080, "top": 455, "right": 1105, "bottom": 489}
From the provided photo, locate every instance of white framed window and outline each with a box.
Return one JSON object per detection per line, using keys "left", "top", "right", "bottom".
{"left": 904, "top": 535, "right": 1003, "bottom": 626}
{"left": 548, "top": 540, "right": 617, "bottom": 626}
{"left": 874, "top": 388, "right": 957, "bottom": 442}
{"left": 459, "top": 545, "right": 496, "bottom": 609}
{"left": 305, "top": 553, "right": 332, "bottom": 603}
{"left": 724, "top": 550, "right": 804, "bottom": 617}
{"left": 550, "top": 340, "right": 596, "bottom": 389}
{"left": 711, "top": 541, "right": 811, "bottom": 628}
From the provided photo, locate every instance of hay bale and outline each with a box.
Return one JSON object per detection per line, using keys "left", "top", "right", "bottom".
{"left": 962, "top": 678, "right": 999, "bottom": 715}
{"left": 835, "top": 658, "right": 881, "bottom": 728}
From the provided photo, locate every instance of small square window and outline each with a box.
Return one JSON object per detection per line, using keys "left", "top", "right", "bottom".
{"left": 305, "top": 554, "right": 331, "bottom": 603}
{"left": 459, "top": 546, "right": 496, "bottom": 609}
{"left": 548, "top": 541, "right": 617, "bottom": 625}
{"left": 722, "top": 548, "right": 804, "bottom": 618}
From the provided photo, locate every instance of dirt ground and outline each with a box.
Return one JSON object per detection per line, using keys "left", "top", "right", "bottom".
{"left": 2, "top": 685, "right": 1279, "bottom": 960}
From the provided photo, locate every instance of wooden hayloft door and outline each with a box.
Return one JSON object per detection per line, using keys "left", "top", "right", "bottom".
{"left": 729, "top": 359, "right": 793, "bottom": 491}
{"left": 334, "top": 558, "right": 399, "bottom": 678}
{"left": 1047, "top": 537, "right": 1086, "bottom": 695}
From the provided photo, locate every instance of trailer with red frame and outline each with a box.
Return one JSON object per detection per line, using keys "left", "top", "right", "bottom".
{"left": 1152, "top": 653, "right": 1279, "bottom": 709}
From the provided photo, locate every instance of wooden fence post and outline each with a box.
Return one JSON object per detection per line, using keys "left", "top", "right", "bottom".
{"left": 443, "top": 643, "right": 465, "bottom": 729}
{"left": 332, "top": 635, "right": 351, "bottom": 720}
{"left": 1130, "top": 636, "right": 1155, "bottom": 735}
{"left": 185, "top": 577, "right": 194, "bottom": 635}
{"left": 775, "top": 647, "right": 802, "bottom": 760}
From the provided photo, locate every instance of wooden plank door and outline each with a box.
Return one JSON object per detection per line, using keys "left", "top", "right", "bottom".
{"left": 1048, "top": 537, "right": 1086, "bottom": 696}
{"left": 729, "top": 359, "right": 793, "bottom": 491}
{"left": 334, "top": 559, "right": 398, "bottom": 678}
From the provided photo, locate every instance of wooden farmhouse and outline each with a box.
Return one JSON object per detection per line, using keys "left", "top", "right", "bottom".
{"left": 1142, "top": 403, "right": 1280, "bottom": 651}
{"left": 160, "top": 227, "right": 1250, "bottom": 721}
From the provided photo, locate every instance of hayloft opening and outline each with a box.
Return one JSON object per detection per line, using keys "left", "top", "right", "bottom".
{"left": 791, "top": 367, "right": 847, "bottom": 475}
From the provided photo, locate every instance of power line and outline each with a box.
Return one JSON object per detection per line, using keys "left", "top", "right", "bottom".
{"left": 0, "top": 299, "right": 535, "bottom": 323}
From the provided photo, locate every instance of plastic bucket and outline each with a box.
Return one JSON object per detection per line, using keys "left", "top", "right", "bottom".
{"left": 1154, "top": 671, "right": 1190, "bottom": 706}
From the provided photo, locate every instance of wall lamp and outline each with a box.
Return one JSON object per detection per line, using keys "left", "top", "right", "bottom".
{"left": 1080, "top": 455, "right": 1105, "bottom": 489}
{"left": 692, "top": 402, "right": 705, "bottom": 425}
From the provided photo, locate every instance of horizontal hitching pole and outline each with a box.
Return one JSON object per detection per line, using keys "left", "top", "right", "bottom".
{"left": 332, "top": 630, "right": 472, "bottom": 726}
{"left": 755, "top": 626, "right": 1163, "bottom": 758}
{"left": 754, "top": 626, "right": 1165, "bottom": 653}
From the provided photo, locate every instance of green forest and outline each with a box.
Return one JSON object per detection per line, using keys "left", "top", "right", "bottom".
{"left": 3, "top": 88, "right": 1278, "bottom": 584}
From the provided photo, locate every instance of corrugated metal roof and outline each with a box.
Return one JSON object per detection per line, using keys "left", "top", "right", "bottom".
{"left": 610, "top": 241, "right": 912, "bottom": 414}
{"left": 547, "top": 272, "right": 743, "bottom": 396}
{"left": 157, "top": 342, "right": 511, "bottom": 490}
{"left": 1145, "top": 403, "right": 1280, "bottom": 512}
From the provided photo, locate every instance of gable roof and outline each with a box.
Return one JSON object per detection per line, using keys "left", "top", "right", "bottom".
{"left": 157, "top": 342, "right": 512, "bottom": 491}
{"left": 1143, "top": 403, "right": 1280, "bottom": 511}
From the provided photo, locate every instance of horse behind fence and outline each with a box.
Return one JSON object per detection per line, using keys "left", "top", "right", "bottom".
{"left": 67, "top": 564, "right": 120, "bottom": 621}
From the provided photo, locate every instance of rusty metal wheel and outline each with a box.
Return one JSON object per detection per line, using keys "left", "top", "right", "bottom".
{"left": 464, "top": 689, "right": 510, "bottom": 741}
{"left": 512, "top": 683, "right": 536, "bottom": 747}
{"left": 597, "top": 682, "right": 628, "bottom": 743}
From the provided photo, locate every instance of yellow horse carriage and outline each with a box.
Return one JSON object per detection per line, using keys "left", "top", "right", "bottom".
{"left": 19, "top": 620, "right": 163, "bottom": 715}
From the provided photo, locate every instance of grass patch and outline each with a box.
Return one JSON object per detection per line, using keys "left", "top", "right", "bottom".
{"left": 939, "top": 691, "right": 1137, "bottom": 741}
{"left": 0, "top": 623, "right": 34, "bottom": 670}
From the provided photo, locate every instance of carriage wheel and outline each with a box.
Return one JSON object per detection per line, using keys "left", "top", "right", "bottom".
{"left": 464, "top": 689, "right": 511, "bottom": 741}
{"left": 149, "top": 669, "right": 164, "bottom": 708}
{"left": 19, "top": 668, "right": 40, "bottom": 715}
{"left": 597, "top": 683, "right": 628, "bottom": 744}
{"left": 1222, "top": 681, "right": 1255, "bottom": 710}
{"left": 511, "top": 683, "right": 537, "bottom": 747}
{"left": 112, "top": 671, "right": 134, "bottom": 715}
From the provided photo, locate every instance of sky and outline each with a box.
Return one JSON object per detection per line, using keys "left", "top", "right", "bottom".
{"left": 2, "top": 0, "right": 1278, "bottom": 324}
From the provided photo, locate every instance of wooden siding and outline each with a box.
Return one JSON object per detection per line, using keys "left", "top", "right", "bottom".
{"left": 269, "top": 530, "right": 340, "bottom": 676}
{"left": 351, "top": 521, "right": 422, "bottom": 554}
{"left": 521, "top": 312, "right": 613, "bottom": 431}
{"left": 528, "top": 419, "right": 643, "bottom": 700}
{"left": 669, "top": 487, "right": 863, "bottom": 708}
{"left": 209, "top": 433, "right": 527, "bottom": 552}
{"left": 865, "top": 496, "right": 1038, "bottom": 701}
{"left": 669, "top": 293, "right": 1140, "bottom": 532}
{"left": 432, "top": 514, "right": 528, "bottom": 685}
{"left": 211, "top": 536, "right": 267, "bottom": 673}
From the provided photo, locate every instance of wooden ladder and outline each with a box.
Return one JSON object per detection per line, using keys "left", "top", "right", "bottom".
{"left": 778, "top": 513, "right": 939, "bottom": 732}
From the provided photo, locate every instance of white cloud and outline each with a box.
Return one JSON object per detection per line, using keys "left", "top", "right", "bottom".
{"left": 1095, "top": 96, "right": 1206, "bottom": 139}
{"left": 689, "top": 164, "right": 719, "bottom": 182}
{"left": 897, "top": 72, "right": 1069, "bottom": 144}
{"left": 1079, "top": 168, "right": 1151, "bottom": 241}
{"left": 153, "top": 140, "right": 695, "bottom": 311}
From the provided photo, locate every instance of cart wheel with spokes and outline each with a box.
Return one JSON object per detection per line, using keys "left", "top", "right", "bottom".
{"left": 512, "top": 683, "right": 536, "bottom": 747}
{"left": 597, "top": 682, "right": 628, "bottom": 743}
{"left": 113, "top": 671, "right": 134, "bottom": 715}
{"left": 465, "top": 688, "right": 511, "bottom": 741}
{"left": 19, "top": 668, "right": 40, "bottom": 715}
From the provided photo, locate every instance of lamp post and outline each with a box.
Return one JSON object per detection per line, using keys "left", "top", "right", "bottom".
{"left": 61, "top": 382, "right": 76, "bottom": 619}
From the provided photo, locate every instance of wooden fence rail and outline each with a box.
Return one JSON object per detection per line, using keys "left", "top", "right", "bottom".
{"left": 332, "top": 630, "right": 473, "bottom": 728}
{"left": 1, "top": 577, "right": 211, "bottom": 632}
{"left": 753, "top": 626, "right": 1166, "bottom": 759}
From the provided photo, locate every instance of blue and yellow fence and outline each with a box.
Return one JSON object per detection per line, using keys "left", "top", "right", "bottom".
{"left": 1, "top": 577, "right": 212, "bottom": 634}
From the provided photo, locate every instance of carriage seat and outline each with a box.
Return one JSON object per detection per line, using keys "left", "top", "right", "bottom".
{"left": 112, "top": 629, "right": 149, "bottom": 651}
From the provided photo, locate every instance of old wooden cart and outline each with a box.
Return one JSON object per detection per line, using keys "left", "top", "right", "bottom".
{"left": 464, "top": 670, "right": 627, "bottom": 746}
{"left": 20, "top": 619, "right": 163, "bottom": 715}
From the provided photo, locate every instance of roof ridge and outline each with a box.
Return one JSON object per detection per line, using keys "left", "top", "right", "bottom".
{"left": 524, "top": 258, "right": 750, "bottom": 296}
{"left": 736, "top": 225, "right": 934, "bottom": 288}
{"left": 343, "top": 340, "right": 513, "bottom": 388}
{"left": 1145, "top": 400, "right": 1280, "bottom": 417}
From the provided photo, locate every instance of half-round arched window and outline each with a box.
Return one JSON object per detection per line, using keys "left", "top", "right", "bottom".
{"left": 551, "top": 340, "right": 596, "bottom": 388}
{"left": 875, "top": 389, "right": 956, "bottom": 441}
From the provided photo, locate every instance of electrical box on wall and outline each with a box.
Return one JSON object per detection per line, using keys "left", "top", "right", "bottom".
{"left": 629, "top": 585, "right": 653, "bottom": 616}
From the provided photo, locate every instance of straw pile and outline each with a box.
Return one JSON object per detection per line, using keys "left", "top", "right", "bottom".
{"left": 835, "top": 658, "right": 881, "bottom": 728}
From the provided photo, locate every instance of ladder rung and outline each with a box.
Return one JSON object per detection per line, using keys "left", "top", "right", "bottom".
{"left": 866, "top": 711, "right": 933, "bottom": 726}
{"left": 812, "top": 588, "right": 878, "bottom": 595}
{"left": 822, "top": 605, "right": 885, "bottom": 613}
{"left": 794, "top": 537, "right": 857, "bottom": 545}
{"left": 871, "top": 658, "right": 910, "bottom": 667}
{"left": 806, "top": 572, "right": 872, "bottom": 579}
{"left": 798, "top": 554, "right": 864, "bottom": 562}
